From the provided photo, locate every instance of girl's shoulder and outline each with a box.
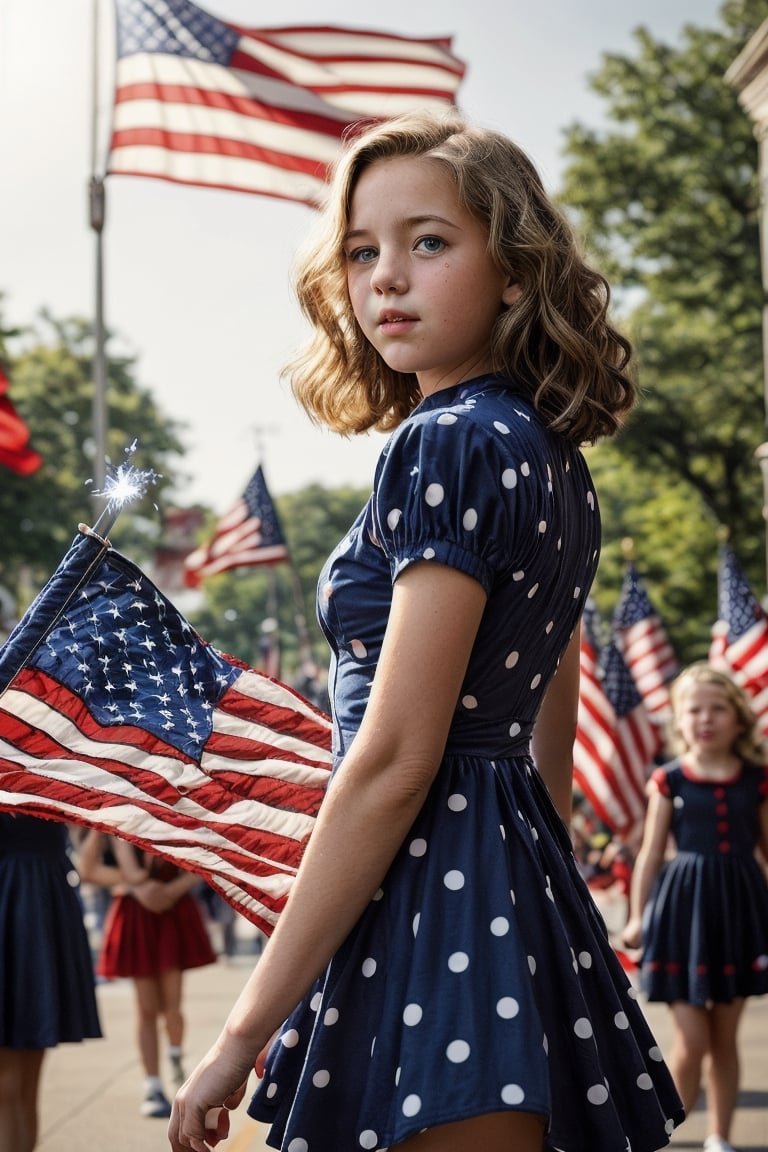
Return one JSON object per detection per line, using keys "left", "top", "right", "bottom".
{"left": 649, "top": 759, "right": 682, "bottom": 798}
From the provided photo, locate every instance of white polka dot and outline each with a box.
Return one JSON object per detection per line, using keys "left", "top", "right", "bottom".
{"left": 448, "top": 793, "right": 467, "bottom": 811}
{"left": 324, "top": 1008, "right": 339, "bottom": 1026}
{"left": 266, "top": 1082, "right": 278, "bottom": 1099}
{"left": 649, "top": 1045, "right": 664, "bottom": 1062}
{"left": 423, "top": 547, "right": 436, "bottom": 560}
{"left": 409, "top": 838, "right": 427, "bottom": 857}
{"left": 403, "top": 1003, "right": 422, "bottom": 1026}
{"left": 490, "top": 917, "right": 510, "bottom": 936}
{"left": 627, "top": 986, "right": 639, "bottom": 1000}
{"left": 665, "top": 1119, "right": 676, "bottom": 1135}
{"left": 350, "top": 638, "right": 367, "bottom": 658}
{"left": 505, "top": 651, "right": 519, "bottom": 668}
{"left": 530, "top": 673, "right": 542, "bottom": 690}
{"left": 614, "top": 1012, "right": 629, "bottom": 1030}
{"left": 362, "top": 957, "right": 377, "bottom": 978}
{"left": 448, "top": 951, "right": 469, "bottom": 972}
{"left": 510, "top": 888, "right": 516, "bottom": 904}
{"left": 313, "top": 1069, "right": 330, "bottom": 1088}
{"left": 370, "top": 1036, "right": 376, "bottom": 1057}
{"left": 509, "top": 722, "right": 521, "bottom": 737}
{"left": 282, "top": 1029, "right": 300, "bottom": 1048}
{"left": 673, "top": 796, "right": 684, "bottom": 809}
{"left": 395, "top": 1066, "right": 401, "bottom": 1086}
{"left": 573, "top": 586, "right": 581, "bottom": 599}
{"left": 497, "top": 997, "right": 520, "bottom": 1019}
{"left": 372, "top": 888, "right": 384, "bottom": 901}
{"left": 310, "top": 992, "right": 322, "bottom": 1011}
{"left": 493, "top": 420, "right": 510, "bottom": 434}
{"left": 412, "top": 912, "right": 420, "bottom": 936}
{"left": 545, "top": 620, "right": 554, "bottom": 634}
{"left": 528, "top": 955, "right": 537, "bottom": 974}
{"left": 502, "top": 468, "right": 517, "bottom": 488}
{"left": 527, "top": 583, "right": 539, "bottom": 599}
{"left": 501, "top": 1084, "right": 525, "bottom": 1105}
{"left": 402, "top": 1094, "right": 422, "bottom": 1117}
{"left": 637, "top": 1073, "right": 653, "bottom": 1090}
{"left": 587, "top": 490, "right": 595, "bottom": 509}
{"left": 521, "top": 462, "right": 530, "bottom": 477}
{"left": 288, "top": 1140, "right": 308, "bottom": 1152}
{"left": 359, "top": 1131, "right": 379, "bottom": 1150}
{"left": 444, "top": 870, "right": 465, "bottom": 890}
{"left": 463, "top": 508, "right": 478, "bottom": 530}
{"left": 538, "top": 520, "right": 547, "bottom": 534}
{"left": 512, "top": 570, "right": 525, "bottom": 581}
{"left": 574, "top": 1017, "right": 593, "bottom": 1039}
{"left": 387, "top": 508, "right": 402, "bottom": 530}
{"left": 446, "top": 1039, "right": 471, "bottom": 1063}
{"left": 437, "top": 413, "right": 457, "bottom": 425}
{"left": 587, "top": 1084, "right": 609, "bottom": 1105}
{"left": 425, "top": 483, "right": 444, "bottom": 507}
{"left": 578, "top": 951, "right": 593, "bottom": 969}
{"left": 462, "top": 694, "right": 478, "bottom": 709}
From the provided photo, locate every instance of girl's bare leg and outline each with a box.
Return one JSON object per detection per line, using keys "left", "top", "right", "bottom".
{"left": 669, "top": 1001, "right": 708, "bottom": 1115}
{"left": 394, "top": 1109, "right": 545, "bottom": 1152}
{"left": 159, "top": 967, "right": 184, "bottom": 1048}
{"left": 705, "top": 998, "right": 745, "bottom": 1141}
{"left": 134, "top": 975, "right": 162, "bottom": 1077}
{"left": 0, "top": 1048, "right": 46, "bottom": 1152}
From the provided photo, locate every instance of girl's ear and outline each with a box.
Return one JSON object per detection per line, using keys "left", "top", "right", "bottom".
{"left": 502, "top": 281, "right": 522, "bottom": 306}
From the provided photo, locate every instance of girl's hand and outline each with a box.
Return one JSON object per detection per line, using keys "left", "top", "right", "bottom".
{"left": 621, "top": 916, "right": 642, "bottom": 950}
{"left": 168, "top": 1037, "right": 254, "bottom": 1152}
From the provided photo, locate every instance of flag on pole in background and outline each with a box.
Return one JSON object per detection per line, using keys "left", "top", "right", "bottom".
{"left": 183, "top": 464, "right": 289, "bottom": 588}
{"left": 0, "top": 368, "right": 43, "bottom": 476}
{"left": 574, "top": 601, "right": 660, "bottom": 837}
{"left": 612, "top": 562, "right": 678, "bottom": 723}
{"left": 709, "top": 541, "right": 768, "bottom": 733}
{"left": 0, "top": 528, "right": 332, "bottom": 935}
{"left": 108, "top": 0, "right": 466, "bottom": 205}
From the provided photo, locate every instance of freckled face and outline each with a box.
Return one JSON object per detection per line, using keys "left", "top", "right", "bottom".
{"left": 344, "top": 155, "right": 519, "bottom": 397}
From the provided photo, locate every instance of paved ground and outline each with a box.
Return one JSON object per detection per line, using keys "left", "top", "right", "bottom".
{"left": 39, "top": 953, "right": 768, "bottom": 1152}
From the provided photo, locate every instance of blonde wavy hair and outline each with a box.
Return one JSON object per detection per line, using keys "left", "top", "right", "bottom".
{"left": 285, "top": 109, "right": 635, "bottom": 445}
{"left": 668, "top": 662, "right": 766, "bottom": 762}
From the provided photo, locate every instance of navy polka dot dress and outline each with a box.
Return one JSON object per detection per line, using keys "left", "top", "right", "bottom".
{"left": 248, "top": 376, "right": 683, "bottom": 1151}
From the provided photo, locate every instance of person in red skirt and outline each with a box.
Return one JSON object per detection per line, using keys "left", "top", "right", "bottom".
{"left": 78, "top": 830, "right": 215, "bottom": 1118}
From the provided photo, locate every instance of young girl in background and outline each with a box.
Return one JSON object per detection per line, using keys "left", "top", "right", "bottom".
{"left": 169, "top": 108, "right": 684, "bottom": 1152}
{"left": 623, "top": 663, "right": 768, "bottom": 1152}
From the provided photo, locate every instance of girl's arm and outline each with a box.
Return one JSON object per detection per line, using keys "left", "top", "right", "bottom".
{"left": 621, "top": 783, "right": 673, "bottom": 949}
{"left": 531, "top": 629, "right": 580, "bottom": 825}
{"left": 75, "top": 829, "right": 125, "bottom": 888}
{"left": 169, "top": 560, "right": 487, "bottom": 1152}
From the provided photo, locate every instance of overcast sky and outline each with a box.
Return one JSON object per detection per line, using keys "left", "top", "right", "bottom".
{"left": 0, "top": 0, "right": 727, "bottom": 510}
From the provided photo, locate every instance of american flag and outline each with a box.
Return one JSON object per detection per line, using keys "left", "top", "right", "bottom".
{"left": 709, "top": 542, "right": 768, "bottom": 733}
{"left": 612, "top": 562, "right": 678, "bottom": 723}
{"left": 108, "top": 0, "right": 466, "bottom": 206}
{"left": 0, "top": 527, "right": 332, "bottom": 935}
{"left": 184, "top": 464, "right": 289, "bottom": 588}
{"left": 574, "top": 601, "right": 661, "bottom": 836}
{"left": 0, "top": 367, "right": 43, "bottom": 476}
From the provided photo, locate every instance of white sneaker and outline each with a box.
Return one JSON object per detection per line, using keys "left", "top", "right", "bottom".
{"left": 703, "top": 1136, "right": 738, "bottom": 1152}
{"left": 140, "top": 1088, "right": 172, "bottom": 1118}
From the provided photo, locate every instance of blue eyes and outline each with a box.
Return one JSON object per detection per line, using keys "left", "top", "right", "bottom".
{"left": 346, "top": 236, "right": 446, "bottom": 263}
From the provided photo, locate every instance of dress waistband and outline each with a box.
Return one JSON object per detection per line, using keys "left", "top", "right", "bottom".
{"left": 333, "top": 726, "right": 533, "bottom": 760}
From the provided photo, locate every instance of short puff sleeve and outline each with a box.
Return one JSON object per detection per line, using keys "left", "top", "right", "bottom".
{"left": 371, "top": 408, "right": 538, "bottom": 594}
{"left": 649, "top": 766, "right": 671, "bottom": 798}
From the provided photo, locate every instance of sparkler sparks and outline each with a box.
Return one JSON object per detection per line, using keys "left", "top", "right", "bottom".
{"left": 84, "top": 442, "right": 160, "bottom": 542}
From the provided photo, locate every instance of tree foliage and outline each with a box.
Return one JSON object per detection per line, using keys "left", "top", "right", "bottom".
{"left": 0, "top": 312, "right": 186, "bottom": 609}
{"left": 559, "top": 0, "right": 767, "bottom": 658}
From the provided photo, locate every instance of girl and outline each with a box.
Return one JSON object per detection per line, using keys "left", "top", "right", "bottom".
{"left": 78, "top": 830, "right": 216, "bottom": 1119}
{"left": 0, "top": 815, "right": 101, "bottom": 1152}
{"left": 169, "top": 109, "right": 683, "bottom": 1152}
{"left": 623, "top": 663, "right": 768, "bottom": 1152}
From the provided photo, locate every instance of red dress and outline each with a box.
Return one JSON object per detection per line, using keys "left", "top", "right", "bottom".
{"left": 97, "top": 853, "right": 216, "bottom": 979}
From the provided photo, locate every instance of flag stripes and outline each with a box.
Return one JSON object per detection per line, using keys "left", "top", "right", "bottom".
{"left": 612, "top": 563, "right": 678, "bottom": 723}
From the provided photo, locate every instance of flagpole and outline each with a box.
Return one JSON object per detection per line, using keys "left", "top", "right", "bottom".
{"left": 90, "top": 0, "right": 108, "bottom": 507}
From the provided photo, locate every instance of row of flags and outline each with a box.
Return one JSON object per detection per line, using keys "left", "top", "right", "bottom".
{"left": 575, "top": 543, "right": 768, "bottom": 839}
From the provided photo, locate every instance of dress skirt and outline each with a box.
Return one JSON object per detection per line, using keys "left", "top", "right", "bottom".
{"left": 97, "top": 890, "right": 216, "bottom": 979}
{"left": 249, "top": 754, "right": 684, "bottom": 1152}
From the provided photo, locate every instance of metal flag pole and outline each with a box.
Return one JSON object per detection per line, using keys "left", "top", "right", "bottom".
{"left": 90, "top": 0, "right": 108, "bottom": 508}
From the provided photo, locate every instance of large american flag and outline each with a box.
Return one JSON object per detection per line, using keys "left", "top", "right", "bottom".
{"left": 184, "top": 464, "right": 288, "bottom": 588}
{"left": 612, "top": 562, "right": 678, "bottom": 724}
{"left": 709, "top": 541, "right": 768, "bottom": 733}
{"left": 0, "top": 367, "right": 43, "bottom": 476}
{"left": 0, "top": 527, "right": 332, "bottom": 935}
{"left": 574, "top": 602, "right": 661, "bottom": 836}
{"left": 108, "top": 0, "right": 466, "bottom": 205}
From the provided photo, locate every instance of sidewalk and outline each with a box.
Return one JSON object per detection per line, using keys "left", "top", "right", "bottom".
{"left": 39, "top": 955, "right": 768, "bottom": 1152}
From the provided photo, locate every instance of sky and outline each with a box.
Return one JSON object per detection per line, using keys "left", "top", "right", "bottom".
{"left": 0, "top": 0, "right": 727, "bottom": 512}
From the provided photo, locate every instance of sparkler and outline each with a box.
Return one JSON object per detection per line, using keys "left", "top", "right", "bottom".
{"left": 81, "top": 441, "right": 159, "bottom": 544}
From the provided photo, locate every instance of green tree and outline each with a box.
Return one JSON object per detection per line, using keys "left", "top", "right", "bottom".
{"left": 0, "top": 312, "right": 186, "bottom": 609}
{"left": 558, "top": 0, "right": 767, "bottom": 651}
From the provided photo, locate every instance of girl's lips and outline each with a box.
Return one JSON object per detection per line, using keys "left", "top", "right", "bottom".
{"left": 378, "top": 312, "right": 417, "bottom": 334}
